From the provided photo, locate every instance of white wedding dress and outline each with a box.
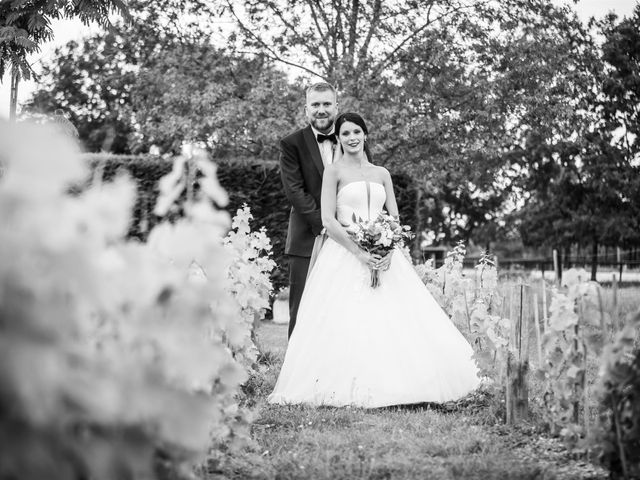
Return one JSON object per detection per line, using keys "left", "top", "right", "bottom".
{"left": 269, "top": 181, "right": 480, "bottom": 408}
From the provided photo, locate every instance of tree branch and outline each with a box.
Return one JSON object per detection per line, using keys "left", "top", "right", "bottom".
{"left": 327, "top": 0, "right": 339, "bottom": 65}
{"left": 333, "top": 0, "right": 347, "bottom": 57}
{"left": 347, "top": 0, "right": 359, "bottom": 61}
{"left": 236, "top": 50, "right": 326, "bottom": 80}
{"left": 268, "top": 1, "right": 328, "bottom": 69}
{"left": 370, "top": 0, "right": 490, "bottom": 79}
{"left": 226, "top": 2, "right": 326, "bottom": 80}
{"left": 357, "top": 0, "right": 381, "bottom": 68}
{"left": 303, "top": 0, "right": 333, "bottom": 69}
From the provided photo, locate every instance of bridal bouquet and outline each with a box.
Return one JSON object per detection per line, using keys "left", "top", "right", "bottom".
{"left": 346, "top": 213, "right": 413, "bottom": 288}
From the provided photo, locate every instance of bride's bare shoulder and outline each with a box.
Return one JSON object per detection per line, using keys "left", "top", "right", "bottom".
{"left": 327, "top": 161, "right": 349, "bottom": 177}
{"left": 373, "top": 165, "right": 392, "bottom": 181}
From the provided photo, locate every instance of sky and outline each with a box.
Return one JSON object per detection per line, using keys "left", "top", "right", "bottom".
{"left": 0, "top": 0, "right": 638, "bottom": 120}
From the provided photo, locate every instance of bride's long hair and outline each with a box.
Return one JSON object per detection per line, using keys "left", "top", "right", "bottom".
{"left": 333, "top": 112, "right": 372, "bottom": 163}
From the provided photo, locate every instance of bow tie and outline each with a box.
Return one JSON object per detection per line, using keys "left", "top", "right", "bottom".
{"left": 317, "top": 132, "right": 337, "bottom": 143}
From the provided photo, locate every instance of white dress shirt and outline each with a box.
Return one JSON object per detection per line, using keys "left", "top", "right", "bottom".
{"left": 311, "top": 126, "right": 336, "bottom": 167}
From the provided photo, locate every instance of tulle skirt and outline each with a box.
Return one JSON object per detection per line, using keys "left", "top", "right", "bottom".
{"left": 268, "top": 238, "right": 480, "bottom": 408}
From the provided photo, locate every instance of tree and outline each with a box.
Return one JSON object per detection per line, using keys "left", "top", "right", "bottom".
{"left": 517, "top": 133, "right": 638, "bottom": 280}
{"left": 516, "top": 6, "right": 640, "bottom": 280}
{"left": 22, "top": 0, "right": 206, "bottom": 152}
{"left": 129, "top": 43, "right": 302, "bottom": 156}
{"left": 24, "top": 0, "right": 302, "bottom": 155}
{"left": 223, "top": 0, "right": 501, "bottom": 91}
{"left": 24, "top": 35, "right": 136, "bottom": 153}
{"left": 0, "top": 0, "right": 129, "bottom": 120}
{"left": 599, "top": 5, "right": 640, "bottom": 162}
{"left": 221, "top": 0, "right": 608, "bottom": 254}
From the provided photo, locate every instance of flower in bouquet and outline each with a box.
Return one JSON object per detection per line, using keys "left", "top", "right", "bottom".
{"left": 346, "top": 212, "right": 413, "bottom": 288}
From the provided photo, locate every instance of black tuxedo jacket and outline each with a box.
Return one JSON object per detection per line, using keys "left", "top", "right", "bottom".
{"left": 279, "top": 124, "right": 327, "bottom": 257}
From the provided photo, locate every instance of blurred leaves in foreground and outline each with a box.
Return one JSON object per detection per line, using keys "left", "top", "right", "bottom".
{"left": 0, "top": 122, "right": 253, "bottom": 479}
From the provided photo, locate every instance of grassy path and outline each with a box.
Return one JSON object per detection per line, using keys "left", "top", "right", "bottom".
{"left": 209, "top": 323, "right": 607, "bottom": 480}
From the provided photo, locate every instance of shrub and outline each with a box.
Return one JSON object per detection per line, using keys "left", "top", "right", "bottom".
{"left": 592, "top": 311, "right": 640, "bottom": 478}
{"left": 0, "top": 123, "right": 249, "bottom": 479}
{"left": 83, "top": 153, "right": 421, "bottom": 292}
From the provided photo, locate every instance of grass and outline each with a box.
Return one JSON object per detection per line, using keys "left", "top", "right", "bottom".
{"left": 205, "top": 321, "right": 615, "bottom": 480}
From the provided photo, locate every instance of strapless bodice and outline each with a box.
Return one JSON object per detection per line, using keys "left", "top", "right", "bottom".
{"left": 336, "top": 181, "right": 386, "bottom": 225}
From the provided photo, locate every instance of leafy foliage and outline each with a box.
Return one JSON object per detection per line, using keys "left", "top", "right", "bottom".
{"left": 80, "top": 153, "right": 422, "bottom": 292}
{"left": 22, "top": 0, "right": 302, "bottom": 156}
{"left": 25, "top": 0, "right": 619, "bottom": 249}
{"left": 536, "top": 272, "right": 608, "bottom": 445}
{"left": 0, "top": 0, "right": 128, "bottom": 79}
{"left": 415, "top": 251, "right": 640, "bottom": 478}
{"left": 593, "top": 311, "right": 640, "bottom": 479}
{"left": 130, "top": 43, "right": 302, "bottom": 156}
{"left": 516, "top": 7, "right": 640, "bottom": 276}
{"left": 148, "top": 144, "right": 276, "bottom": 370}
{"left": 417, "top": 241, "right": 478, "bottom": 318}
{"left": 224, "top": 205, "right": 277, "bottom": 368}
{"left": 415, "top": 242, "right": 508, "bottom": 384}
{"left": 533, "top": 271, "right": 640, "bottom": 474}
{"left": 224, "top": 0, "right": 605, "bottom": 248}
{"left": 23, "top": 34, "right": 137, "bottom": 153}
{"left": 599, "top": 5, "right": 640, "bottom": 161}
{"left": 0, "top": 121, "right": 253, "bottom": 479}
{"left": 419, "top": 252, "right": 638, "bottom": 472}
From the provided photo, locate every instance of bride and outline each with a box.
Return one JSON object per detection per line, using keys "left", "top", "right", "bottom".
{"left": 269, "top": 112, "right": 480, "bottom": 408}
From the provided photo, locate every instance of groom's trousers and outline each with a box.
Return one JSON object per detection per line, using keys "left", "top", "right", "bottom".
{"left": 288, "top": 255, "right": 310, "bottom": 339}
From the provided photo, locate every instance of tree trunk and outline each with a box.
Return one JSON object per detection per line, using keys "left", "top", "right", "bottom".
{"left": 10, "top": 67, "right": 19, "bottom": 122}
{"left": 564, "top": 244, "right": 571, "bottom": 269}
{"left": 554, "top": 248, "right": 562, "bottom": 286}
{"left": 577, "top": 243, "right": 582, "bottom": 268}
{"left": 591, "top": 238, "right": 598, "bottom": 281}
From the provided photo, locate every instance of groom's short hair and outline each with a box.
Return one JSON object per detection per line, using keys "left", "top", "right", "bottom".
{"left": 305, "top": 82, "right": 336, "bottom": 100}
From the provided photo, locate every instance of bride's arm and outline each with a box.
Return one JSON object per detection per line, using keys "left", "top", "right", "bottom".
{"left": 378, "top": 168, "right": 400, "bottom": 271}
{"left": 382, "top": 168, "right": 399, "bottom": 218}
{"left": 321, "top": 166, "right": 375, "bottom": 266}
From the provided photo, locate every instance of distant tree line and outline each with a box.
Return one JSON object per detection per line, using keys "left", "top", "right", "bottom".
{"left": 13, "top": 0, "right": 640, "bottom": 278}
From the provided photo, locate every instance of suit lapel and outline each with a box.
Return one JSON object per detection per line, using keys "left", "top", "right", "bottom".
{"left": 303, "top": 125, "right": 324, "bottom": 176}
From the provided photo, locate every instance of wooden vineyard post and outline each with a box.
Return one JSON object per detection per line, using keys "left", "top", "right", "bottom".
{"left": 506, "top": 284, "right": 530, "bottom": 424}
{"left": 617, "top": 247, "right": 622, "bottom": 283}
{"left": 612, "top": 274, "right": 621, "bottom": 331}
{"left": 463, "top": 289, "right": 471, "bottom": 333}
{"left": 572, "top": 302, "right": 582, "bottom": 425}
{"left": 519, "top": 286, "right": 530, "bottom": 420}
{"left": 505, "top": 286, "right": 516, "bottom": 425}
{"left": 541, "top": 278, "right": 548, "bottom": 334}
{"left": 533, "top": 292, "right": 542, "bottom": 366}
{"left": 583, "top": 342, "right": 590, "bottom": 437}
{"left": 553, "top": 249, "right": 561, "bottom": 287}
{"left": 506, "top": 286, "right": 516, "bottom": 425}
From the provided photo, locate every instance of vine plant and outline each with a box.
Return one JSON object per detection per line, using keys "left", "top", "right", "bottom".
{"left": 0, "top": 123, "right": 250, "bottom": 479}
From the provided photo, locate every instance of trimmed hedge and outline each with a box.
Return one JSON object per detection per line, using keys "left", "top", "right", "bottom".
{"left": 83, "top": 153, "right": 420, "bottom": 291}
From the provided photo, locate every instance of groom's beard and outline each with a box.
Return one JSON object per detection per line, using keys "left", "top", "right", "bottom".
{"left": 311, "top": 116, "right": 334, "bottom": 132}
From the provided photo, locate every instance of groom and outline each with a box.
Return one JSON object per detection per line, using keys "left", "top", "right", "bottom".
{"left": 279, "top": 82, "right": 338, "bottom": 338}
